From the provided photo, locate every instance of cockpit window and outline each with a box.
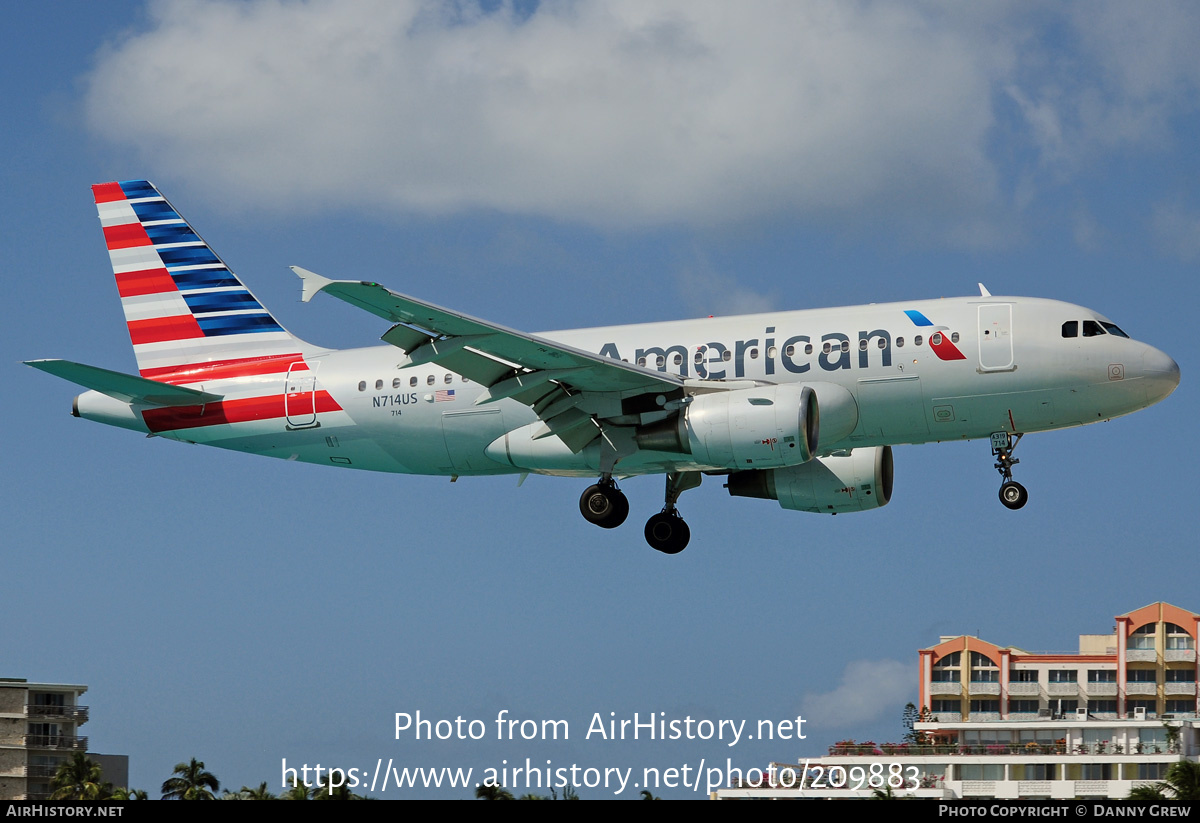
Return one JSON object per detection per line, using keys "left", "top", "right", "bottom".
{"left": 1062, "top": 321, "right": 1078, "bottom": 338}
{"left": 1101, "top": 322, "right": 1129, "bottom": 338}
{"left": 1082, "top": 320, "right": 1105, "bottom": 337}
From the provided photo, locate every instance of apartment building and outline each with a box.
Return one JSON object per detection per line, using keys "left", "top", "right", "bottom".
{"left": 0, "top": 678, "right": 126, "bottom": 801}
{"left": 715, "top": 602, "right": 1198, "bottom": 799}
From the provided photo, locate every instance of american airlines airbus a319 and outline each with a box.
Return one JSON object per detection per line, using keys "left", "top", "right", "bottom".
{"left": 28, "top": 181, "right": 1180, "bottom": 553}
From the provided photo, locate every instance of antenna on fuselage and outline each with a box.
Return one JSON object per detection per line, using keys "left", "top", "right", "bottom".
{"left": 978, "top": 283, "right": 992, "bottom": 297}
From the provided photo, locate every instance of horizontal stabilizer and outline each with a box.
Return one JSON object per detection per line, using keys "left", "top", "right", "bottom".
{"left": 25, "top": 359, "right": 223, "bottom": 406}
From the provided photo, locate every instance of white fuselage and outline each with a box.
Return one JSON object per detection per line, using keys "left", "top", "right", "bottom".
{"left": 76, "top": 295, "right": 1179, "bottom": 479}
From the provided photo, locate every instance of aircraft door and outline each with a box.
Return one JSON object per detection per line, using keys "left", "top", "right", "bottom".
{"left": 285, "top": 361, "right": 319, "bottom": 429}
{"left": 977, "top": 304, "right": 1015, "bottom": 371}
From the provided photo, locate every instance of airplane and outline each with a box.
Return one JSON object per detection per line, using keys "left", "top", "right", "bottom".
{"left": 27, "top": 180, "right": 1180, "bottom": 553}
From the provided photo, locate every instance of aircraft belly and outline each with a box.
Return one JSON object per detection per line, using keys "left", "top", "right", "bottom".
{"left": 440, "top": 407, "right": 516, "bottom": 474}
{"left": 855, "top": 375, "right": 930, "bottom": 442}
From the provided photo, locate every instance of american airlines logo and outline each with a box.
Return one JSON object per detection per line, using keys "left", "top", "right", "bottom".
{"left": 597, "top": 312, "right": 964, "bottom": 380}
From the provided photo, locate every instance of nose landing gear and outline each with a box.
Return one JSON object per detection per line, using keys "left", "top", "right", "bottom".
{"left": 991, "top": 431, "right": 1028, "bottom": 510}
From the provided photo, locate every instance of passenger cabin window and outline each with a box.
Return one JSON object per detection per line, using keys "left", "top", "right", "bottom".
{"left": 673, "top": 354, "right": 683, "bottom": 365}
{"left": 931, "top": 332, "right": 943, "bottom": 346}
{"left": 914, "top": 335, "right": 923, "bottom": 346}
{"left": 693, "top": 350, "right": 704, "bottom": 365}
{"left": 375, "top": 379, "right": 383, "bottom": 390}
{"left": 357, "top": 381, "right": 366, "bottom": 392}
{"left": 722, "top": 350, "right": 732, "bottom": 362}
{"left": 896, "top": 337, "right": 905, "bottom": 347}
{"left": 1082, "top": 320, "right": 1105, "bottom": 337}
{"left": 444, "top": 374, "right": 452, "bottom": 384}
{"left": 1062, "top": 321, "right": 1078, "bottom": 338}
{"left": 393, "top": 378, "right": 401, "bottom": 389}
{"left": 410, "top": 376, "right": 417, "bottom": 387}
{"left": 951, "top": 332, "right": 960, "bottom": 343}
{"left": 427, "top": 375, "right": 436, "bottom": 386}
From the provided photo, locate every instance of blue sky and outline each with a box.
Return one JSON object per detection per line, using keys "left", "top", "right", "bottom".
{"left": 4, "top": 1, "right": 1198, "bottom": 798}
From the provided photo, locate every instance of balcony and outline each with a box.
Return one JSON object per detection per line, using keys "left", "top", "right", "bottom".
{"left": 930, "top": 682, "right": 961, "bottom": 695}
{"left": 1126, "top": 650, "right": 1156, "bottom": 663}
{"left": 1165, "top": 650, "right": 1196, "bottom": 663}
{"left": 1085, "top": 683, "right": 1118, "bottom": 697}
{"left": 1007, "top": 682, "right": 1040, "bottom": 697}
{"left": 1047, "top": 683, "right": 1079, "bottom": 697}
{"left": 25, "top": 704, "right": 88, "bottom": 723}
{"left": 962, "top": 780, "right": 995, "bottom": 797}
{"left": 1164, "top": 682, "right": 1196, "bottom": 695}
{"left": 26, "top": 765, "right": 61, "bottom": 778}
{"left": 1125, "top": 683, "right": 1157, "bottom": 696}
{"left": 969, "top": 682, "right": 1000, "bottom": 696}
{"left": 1017, "top": 780, "right": 1053, "bottom": 795}
{"left": 827, "top": 741, "right": 1175, "bottom": 757}
{"left": 23, "top": 735, "right": 87, "bottom": 751}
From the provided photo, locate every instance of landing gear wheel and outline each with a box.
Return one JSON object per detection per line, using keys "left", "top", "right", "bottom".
{"left": 644, "top": 511, "right": 690, "bottom": 554}
{"left": 579, "top": 484, "right": 629, "bottom": 529}
{"left": 999, "top": 481, "right": 1028, "bottom": 510}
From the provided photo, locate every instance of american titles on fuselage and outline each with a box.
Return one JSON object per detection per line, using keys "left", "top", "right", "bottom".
{"left": 597, "top": 322, "right": 966, "bottom": 381}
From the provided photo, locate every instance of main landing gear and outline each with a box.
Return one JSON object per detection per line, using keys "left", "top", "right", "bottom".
{"left": 579, "top": 476, "right": 629, "bottom": 529}
{"left": 991, "top": 431, "right": 1028, "bottom": 510}
{"left": 578, "top": 471, "right": 701, "bottom": 554}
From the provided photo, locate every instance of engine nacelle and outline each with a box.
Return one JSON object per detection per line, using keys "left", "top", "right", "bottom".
{"left": 725, "top": 445, "right": 893, "bottom": 514}
{"left": 636, "top": 384, "right": 818, "bottom": 470}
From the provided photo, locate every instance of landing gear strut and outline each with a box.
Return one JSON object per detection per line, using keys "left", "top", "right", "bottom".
{"left": 991, "top": 431, "right": 1028, "bottom": 510}
{"left": 579, "top": 476, "right": 629, "bottom": 529}
{"left": 644, "top": 472, "right": 701, "bottom": 554}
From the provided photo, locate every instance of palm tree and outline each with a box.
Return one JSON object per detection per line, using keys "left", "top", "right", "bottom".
{"left": 280, "top": 776, "right": 313, "bottom": 800}
{"left": 238, "top": 782, "right": 278, "bottom": 800}
{"left": 110, "top": 787, "right": 148, "bottom": 800}
{"left": 313, "top": 773, "right": 360, "bottom": 800}
{"left": 1129, "top": 783, "right": 1167, "bottom": 801}
{"left": 474, "top": 783, "right": 514, "bottom": 800}
{"left": 1129, "top": 761, "right": 1200, "bottom": 802}
{"left": 161, "top": 758, "right": 220, "bottom": 800}
{"left": 50, "top": 753, "right": 108, "bottom": 801}
{"left": 1162, "top": 761, "right": 1200, "bottom": 801}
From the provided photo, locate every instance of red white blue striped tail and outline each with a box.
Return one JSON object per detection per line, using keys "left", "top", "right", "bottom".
{"left": 92, "top": 180, "right": 310, "bottom": 380}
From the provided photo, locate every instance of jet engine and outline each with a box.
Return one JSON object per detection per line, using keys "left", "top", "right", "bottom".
{"left": 635, "top": 384, "right": 819, "bottom": 470}
{"left": 725, "top": 445, "right": 893, "bottom": 514}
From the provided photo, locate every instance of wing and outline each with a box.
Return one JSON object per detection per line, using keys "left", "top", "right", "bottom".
{"left": 293, "top": 267, "right": 684, "bottom": 452}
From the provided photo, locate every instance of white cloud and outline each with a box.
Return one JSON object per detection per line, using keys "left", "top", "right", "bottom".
{"left": 800, "top": 659, "right": 911, "bottom": 729}
{"left": 675, "top": 253, "right": 775, "bottom": 317}
{"left": 84, "top": 1, "right": 1200, "bottom": 240}
{"left": 1151, "top": 201, "right": 1200, "bottom": 262}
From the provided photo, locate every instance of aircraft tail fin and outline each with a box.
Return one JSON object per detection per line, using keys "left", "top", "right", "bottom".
{"left": 92, "top": 180, "right": 313, "bottom": 380}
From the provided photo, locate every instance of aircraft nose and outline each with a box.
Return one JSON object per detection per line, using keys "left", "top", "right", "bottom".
{"left": 1142, "top": 347, "right": 1180, "bottom": 404}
